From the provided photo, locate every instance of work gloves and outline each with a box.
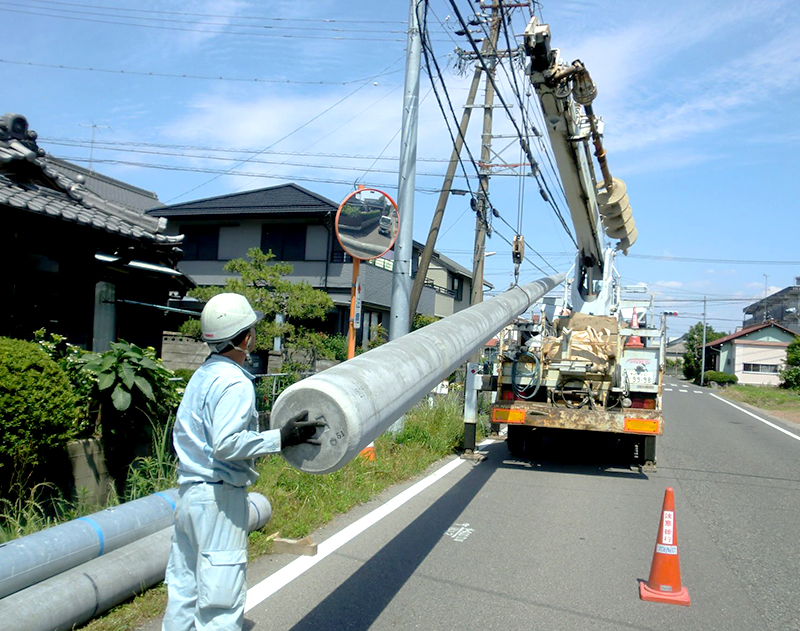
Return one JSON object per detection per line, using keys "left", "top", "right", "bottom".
{"left": 280, "top": 412, "right": 326, "bottom": 448}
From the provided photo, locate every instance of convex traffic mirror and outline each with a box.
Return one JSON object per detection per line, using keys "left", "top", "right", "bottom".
{"left": 334, "top": 188, "right": 399, "bottom": 261}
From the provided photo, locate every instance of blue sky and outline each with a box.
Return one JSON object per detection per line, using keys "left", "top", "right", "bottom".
{"left": 4, "top": 0, "right": 799, "bottom": 338}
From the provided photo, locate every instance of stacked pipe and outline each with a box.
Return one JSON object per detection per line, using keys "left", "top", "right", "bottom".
{"left": 0, "top": 491, "right": 272, "bottom": 631}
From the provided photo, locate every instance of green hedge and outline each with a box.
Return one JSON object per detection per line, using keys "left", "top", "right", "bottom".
{"left": 703, "top": 370, "right": 738, "bottom": 386}
{"left": 0, "top": 338, "right": 77, "bottom": 491}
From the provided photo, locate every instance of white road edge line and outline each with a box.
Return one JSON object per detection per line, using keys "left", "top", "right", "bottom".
{"left": 709, "top": 394, "right": 800, "bottom": 442}
{"left": 245, "top": 439, "right": 493, "bottom": 612}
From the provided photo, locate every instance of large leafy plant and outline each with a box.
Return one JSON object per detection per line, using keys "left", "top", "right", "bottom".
{"left": 82, "top": 341, "right": 180, "bottom": 494}
{"left": 82, "top": 341, "right": 171, "bottom": 413}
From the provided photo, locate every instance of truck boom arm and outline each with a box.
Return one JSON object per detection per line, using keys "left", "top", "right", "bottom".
{"left": 523, "top": 18, "right": 637, "bottom": 315}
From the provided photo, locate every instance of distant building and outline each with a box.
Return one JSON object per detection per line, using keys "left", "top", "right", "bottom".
{"left": 743, "top": 277, "right": 800, "bottom": 332}
{"left": 149, "top": 183, "right": 482, "bottom": 346}
{"left": 704, "top": 321, "right": 798, "bottom": 386}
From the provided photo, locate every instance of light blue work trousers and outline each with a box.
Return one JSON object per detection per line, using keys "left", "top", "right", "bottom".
{"left": 163, "top": 482, "right": 248, "bottom": 631}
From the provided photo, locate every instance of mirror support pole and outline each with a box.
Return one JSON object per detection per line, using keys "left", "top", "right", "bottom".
{"left": 347, "top": 258, "right": 361, "bottom": 360}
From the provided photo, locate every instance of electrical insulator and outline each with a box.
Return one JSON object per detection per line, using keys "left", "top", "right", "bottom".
{"left": 512, "top": 235, "right": 524, "bottom": 265}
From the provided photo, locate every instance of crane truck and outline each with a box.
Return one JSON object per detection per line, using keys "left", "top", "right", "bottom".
{"left": 490, "top": 17, "right": 665, "bottom": 469}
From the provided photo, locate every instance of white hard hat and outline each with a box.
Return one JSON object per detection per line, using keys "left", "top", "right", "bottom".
{"left": 200, "top": 293, "right": 263, "bottom": 345}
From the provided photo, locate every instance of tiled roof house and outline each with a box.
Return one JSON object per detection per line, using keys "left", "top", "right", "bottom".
{"left": 1, "top": 112, "right": 191, "bottom": 351}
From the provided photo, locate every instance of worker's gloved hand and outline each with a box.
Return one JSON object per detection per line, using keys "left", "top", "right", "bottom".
{"left": 280, "top": 412, "right": 326, "bottom": 448}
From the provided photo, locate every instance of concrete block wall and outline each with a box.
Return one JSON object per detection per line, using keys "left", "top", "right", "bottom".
{"left": 161, "top": 332, "right": 209, "bottom": 371}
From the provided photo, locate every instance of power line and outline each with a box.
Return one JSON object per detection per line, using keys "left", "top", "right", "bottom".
{"left": 2, "top": 6, "right": 452, "bottom": 42}
{"left": 0, "top": 58, "right": 406, "bottom": 86}
{"left": 53, "top": 155, "right": 445, "bottom": 193}
{"left": 624, "top": 254, "right": 800, "bottom": 266}
{"left": 447, "top": 0, "right": 576, "bottom": 247}
{"left": 166, "top": 56, "right": 405, "bottom": 202}
{"left": 46, "top": 140, "right": 471, "bottom": 180}
{"left": 39, "top": 137, "right": 451, "bottom": 164}
{"left": 418, "top": 2, "right": 563, "bottom": 278}
{"left": 8, "top": 0, "right": 408, "bottom": 32}
{"left": 20, "top": 0, "right": 412, "bottom": 25}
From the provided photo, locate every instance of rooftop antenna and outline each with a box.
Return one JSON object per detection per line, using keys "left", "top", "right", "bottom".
{"left": 78, "top": 122, "right": 111, "bottom": 173}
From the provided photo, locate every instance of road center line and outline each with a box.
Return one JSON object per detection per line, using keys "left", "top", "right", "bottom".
{"left": 245, "top": 439, "right": 492, "bottom": 612}
{"left": 679, "top": 389, "right": 688, "bottom": 393}
{"left": 709, "top": 394, "right": 800, "bottom": 442}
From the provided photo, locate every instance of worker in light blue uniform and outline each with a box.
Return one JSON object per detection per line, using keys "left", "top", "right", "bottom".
{"left": 163, "top": 293, "right": 323, "bottom": 631}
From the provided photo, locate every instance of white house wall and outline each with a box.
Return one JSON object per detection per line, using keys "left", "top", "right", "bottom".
{"left": 305, "top": 225, "right": 328, "bottom": 261}
{"left": 734, "top": 341, "right": 787, "bottom": 386}
{"left": 219, "top": 221, "right": 261, "bottom": 260}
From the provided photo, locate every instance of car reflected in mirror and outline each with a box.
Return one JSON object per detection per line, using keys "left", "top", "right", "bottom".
{"left": 335, "top": 189, "right": 399, "bottom": 261}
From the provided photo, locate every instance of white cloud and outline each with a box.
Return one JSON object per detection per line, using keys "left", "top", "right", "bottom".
{"left": 553, "top": 0, "right": 800, "bottom": 169}
{"left": 655, "top": 280, "right": 683, "bottom": 289}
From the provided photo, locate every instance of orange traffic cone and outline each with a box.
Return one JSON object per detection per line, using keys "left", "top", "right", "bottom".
{"left": 626, "top": 308, "right": 645, "bottom": 348}
{"left": 359, "top": 441, "right": 376, "bottom": 461}
{"left": 639, "top": 487, "right": 691, "bottom": 606}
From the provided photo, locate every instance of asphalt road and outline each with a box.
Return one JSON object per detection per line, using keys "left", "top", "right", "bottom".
{"left": 144, "top": 381, "right": 800, "bottom": 631}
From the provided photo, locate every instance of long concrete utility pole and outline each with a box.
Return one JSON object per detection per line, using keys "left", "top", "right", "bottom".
{"left": 390, "top": 0, "right": 423, "bottom": 342}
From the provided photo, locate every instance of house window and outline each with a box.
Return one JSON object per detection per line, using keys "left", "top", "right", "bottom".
{"left": 261, "top": 225, "right": 306, "bottom": 260}
{"left": 451, "top": 276, "right": 463, "bottom": 301}
{"left": 330, "top": 238, "right": 352, "bottom": 263}
{"left": 742, "top": 363, "right": 779, "bottom": 373}
{"left": 182, "top": 226, "right": 219, "bottom": 260}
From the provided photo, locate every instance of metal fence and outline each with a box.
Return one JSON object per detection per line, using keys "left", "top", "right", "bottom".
{"left": 254, "top": 372, "right": 314, "bottom": 418}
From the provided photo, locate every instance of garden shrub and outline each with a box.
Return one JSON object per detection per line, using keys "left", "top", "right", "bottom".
{"left": 81, "top": 341, "right": 181, "bottom": 495}
{"left": 703, "top": 370, "right": 738, "bottom": 386}
{"left": 0, "top": 337, "right": 77, "bottom": 493}
{"left": 780, "top": 366, "right": 800, "bottom": 390}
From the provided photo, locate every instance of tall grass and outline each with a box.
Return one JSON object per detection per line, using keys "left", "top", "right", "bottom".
{"left": 0, "top": 417, "right": 175, "bottom": 543}
{"left": 124, "top": 417, "right": 178, "bottom": 500}
{"left": 0, "top": 482, "right": 118, "bottom": 544}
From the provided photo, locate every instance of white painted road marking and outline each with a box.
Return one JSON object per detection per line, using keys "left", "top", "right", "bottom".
{"left": 679, "top": 389, "right": 688, "bottom": 393}
{"left": 244, "top": 439, "right": 493, "bottom": 611}
{"left": 710, "top": 394, "right": 800, "bottom": 442}
{"left": 665, "top": 388, "right": 673, "bottom": 392}
{"left": 693, "top": 390, "right": 703, "bottom": 394}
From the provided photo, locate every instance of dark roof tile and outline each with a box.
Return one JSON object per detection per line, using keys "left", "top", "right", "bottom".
{"left": 0, "top": 113, "right": 181, "bottom": 245}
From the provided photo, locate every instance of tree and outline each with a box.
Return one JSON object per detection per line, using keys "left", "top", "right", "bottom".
{"left": 779, "top": 336, "right": 800, "bottom": 390}
{"left": 682, "top": 322, "right": 726, "bottom": 381}
{"left": 180, "top": 248, "right": 333, "bottom": 354}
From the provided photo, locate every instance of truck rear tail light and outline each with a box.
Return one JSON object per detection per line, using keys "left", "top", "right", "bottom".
{"left": 630, "top": 398, "right": 656, "bottom": 409}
